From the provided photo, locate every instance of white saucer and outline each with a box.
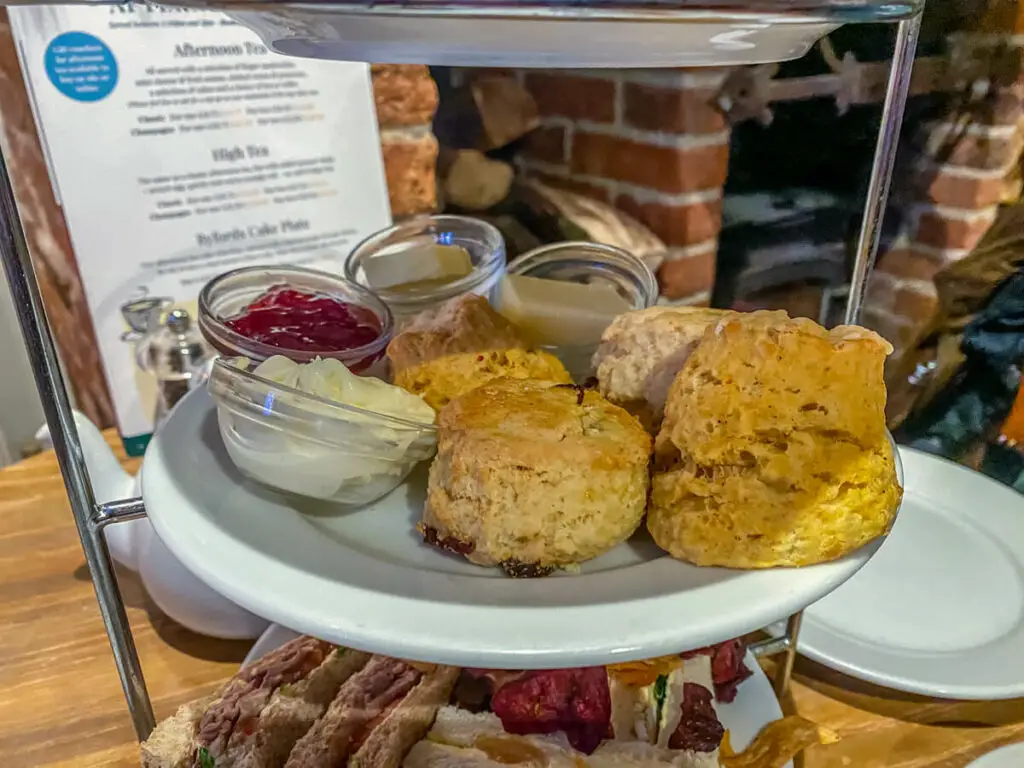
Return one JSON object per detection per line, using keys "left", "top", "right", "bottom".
{"left": 966, "top": 743, "right": 1024, "bottom": 768}
{"left": 244, "top": 624, "right": 786, "bottom": 760}
{"left": 789, "top": 448, "right": 1024, "bottom": 699}
{"left": 144, "top": 388, "right": 889, "bottom": 669}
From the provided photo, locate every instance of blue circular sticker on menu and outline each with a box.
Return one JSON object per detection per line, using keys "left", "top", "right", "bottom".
{"left": 44, "top": 31, "right": 118, "bottom": 102}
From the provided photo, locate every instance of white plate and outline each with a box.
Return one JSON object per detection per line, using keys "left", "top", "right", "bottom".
{"left": 966, "top": 743, "right": 1024, "bottom": 768}
{"left": 145, "top": 387, "right": 888, "bottom": 669}
{"left": 785, "top": 447, "right": 1024, "bottom": 700}
{"left": 234, "top": 10, "right": 838, "bottom": 68}
{"left": 244, "top": 623, "right": 786, "bottom": 760}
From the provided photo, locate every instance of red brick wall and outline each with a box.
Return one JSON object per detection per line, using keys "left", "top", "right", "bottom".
{"left": 515, "top": 69, "right": 731, "bottom": 305}
{"left": 864, "top": 84, "right": 1023, "bottom": 354}
{"left": 372, "top": 64, "right": 440, "bottom": 217}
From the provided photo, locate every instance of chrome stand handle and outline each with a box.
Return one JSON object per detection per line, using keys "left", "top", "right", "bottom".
{"left": 845, "top": 13, "right": 922, "bottom": 325}
{"left": 771, "top": 612, "right": 805, "bottom": 699}
{"left": 0, "top": 139, "right": 155, "bottom": 738}
{"left": 94, "top": 497, "right": 149, "bottom": 529}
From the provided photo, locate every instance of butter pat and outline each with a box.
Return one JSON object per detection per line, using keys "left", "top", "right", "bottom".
{"left": 362, "top": 243, "right": 473, "bottom": 291}
{"left": 494, "top": 273, "right": 631, "bottom": 346}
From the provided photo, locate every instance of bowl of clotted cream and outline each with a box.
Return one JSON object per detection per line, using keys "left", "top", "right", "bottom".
{"left": 207, "top": 355, "right": 436, "bottom": 506}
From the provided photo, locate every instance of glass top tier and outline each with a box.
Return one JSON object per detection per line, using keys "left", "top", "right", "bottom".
{"left": 137, "top": 0, "right": 924, "bottom": 67}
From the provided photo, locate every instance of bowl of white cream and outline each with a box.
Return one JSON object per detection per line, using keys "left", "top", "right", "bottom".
{"left": 207, "top": 355, "right": 437, "bottom": 506}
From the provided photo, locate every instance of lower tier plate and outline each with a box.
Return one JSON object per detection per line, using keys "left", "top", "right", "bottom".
{"left": 245, "top": 623, "right": 786, "bottom": 761}
{"left": 773, "top": 448, "right": 1024, "bottom": 700}
{"left": 145, "top": 387, "right": 892, "bottom": 669}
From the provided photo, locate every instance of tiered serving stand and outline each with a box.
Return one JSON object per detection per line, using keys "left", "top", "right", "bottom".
{"left": 0, "top": 0, "right": 923, "bottom": 743}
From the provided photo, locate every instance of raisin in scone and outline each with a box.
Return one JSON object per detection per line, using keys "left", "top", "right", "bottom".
{"left": 421, "top": 378, "right": 652, "bottom": 576}
{"left": 648, "top": 313, "right": 902, "bottom": 568}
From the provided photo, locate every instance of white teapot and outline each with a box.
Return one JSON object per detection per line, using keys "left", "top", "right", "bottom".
{"left": 42, "top": 412, "right": 269, "bottom": 639}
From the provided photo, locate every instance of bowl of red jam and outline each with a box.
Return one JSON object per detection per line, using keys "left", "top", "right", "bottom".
{"left": 198, "top": 266, "right": 392, "bottom": 372}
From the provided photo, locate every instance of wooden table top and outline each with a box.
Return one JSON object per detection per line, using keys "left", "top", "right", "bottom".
{"left": 1, "top": 436, "right": 1022, "bottom": 768}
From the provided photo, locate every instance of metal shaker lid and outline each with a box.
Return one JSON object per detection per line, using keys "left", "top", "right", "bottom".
{"left": 138, "top": 308, "right": 212, "bottom": 381}
{"left": 121, "top": 297, "right": 173, "bottom": 335}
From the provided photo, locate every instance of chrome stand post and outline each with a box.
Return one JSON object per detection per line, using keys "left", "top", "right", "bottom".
{"left": 0, "top": 143, "right": 155, "bottom": 737}
{"left": 845, "top": 13, "right": 923, "bottom": 325}
{"left": 772, "top": 611, "right": 804, "bottom": 698}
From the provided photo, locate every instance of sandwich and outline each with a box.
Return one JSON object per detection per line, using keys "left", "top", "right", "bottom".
{"left": 143, "top": 635, "right": 832, "bottom": 768}
{"left": 142, "top": 636, "right": 369, "bottom": 768}
{"left": 406, "top": 641, "right": 832, "bottom": 768}
{"left": 403, "top": 707, "right": 582, "bottom": 768}
{"left": 607, "top": 653, "right": 721, "bottom": 768}
{"left": 140, "top": 636, "right": 457, "bottom": 768}
{"left": 285, "top": 657, "right": 459, "bottom": 768}
{"left": 404, "top": 660, "right": 831, "bottom": 768}
{"left": 442, "top": 650, "right": 730, "bottom": 767}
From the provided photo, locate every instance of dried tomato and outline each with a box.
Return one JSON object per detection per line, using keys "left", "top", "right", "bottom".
{"left": 668, "top": 683, "right": 725, "bottom": 753}
{"left": 490, "top": 667, "right": 611, "bottom": 754}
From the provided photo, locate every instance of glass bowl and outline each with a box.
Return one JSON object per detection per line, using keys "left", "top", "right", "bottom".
{"left": 344, "top": 215, "right": 506, "bottom": 327}
{"left": 198, "top": 265, "right": 393, "bottom": 373}
{"left": 207, "top": 357, "right": 437, "bottom": 506}
{"left": 503, "top": 241, "right": 658, "bottom": 381}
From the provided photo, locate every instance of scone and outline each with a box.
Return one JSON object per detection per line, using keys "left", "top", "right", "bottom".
{"left": 592, "top": 306, "right": 736, "bottom": 432}
{"left": 421, "top": 378, "right": 652, "bottom": 575}
{"left": 387, "top": 294, "right": 527, "bottom": 375}
{"left": 395, "top": 348, "right": 571, "bottom": 411}
{"left": 648, "top": 314, "right": 902, "bottom": 568}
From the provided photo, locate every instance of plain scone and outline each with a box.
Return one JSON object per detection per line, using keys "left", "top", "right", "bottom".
{"left": 422, "top": 378, "right": 652, "bottom": 575}
{"left": 648, "top": 313, "right": 903, "bottom": 568}
{"left": 592, "top": 306, "right": 736, "bottom": 432}
{"left": 387, "top": 294, "right": 527, "bottom": 375}
{"left": 395, "top": 348, "right": 572, "bottom": 411}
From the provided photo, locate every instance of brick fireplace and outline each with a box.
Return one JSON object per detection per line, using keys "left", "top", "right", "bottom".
{"left": 515, "top": 69, "right": 730, "bottom": 305}
{"left": 864, "top": 73, "right": 1024, "bottom": 354}
{"left": 375, "top": 54, "right": 1024, "bottom": 352}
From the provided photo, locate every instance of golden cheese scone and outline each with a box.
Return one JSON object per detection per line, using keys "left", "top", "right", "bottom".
{"left": 592, "top": 306, "right": 737, "bottom": 432}
{"left": 648, "top": 313, "right": 902, "bottom": 568}
{"left": 387, "top": 294, "right": 527, "bottom": 375}
{"left": 394, "top": 348, "right": 571, "bottom": 411}
{"left": 421, "top": 378, "right": 652, "bottom": 575}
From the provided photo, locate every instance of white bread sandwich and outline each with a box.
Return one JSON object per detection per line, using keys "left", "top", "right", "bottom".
{"left": 404, "top": 694, "right": 836, "bottom": 768}
{"left": 402, "top": 697, "right": 719, "bottom": 768}
{"left": 606, "top": 655, "right": 720, "bottom": 768}
{"left": 404, "top": 707, "right": 582, "bottom": 768}
{"left": 428, "top": 655, "right": 727, "bottom": 768}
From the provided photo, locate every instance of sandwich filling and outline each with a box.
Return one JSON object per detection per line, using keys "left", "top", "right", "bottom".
{"left": 682, "top": 640, "right": 752, "bottom": 703}
{"left": 193, "top": 636, "right": 332, "bottom": 764}
{"left": 489, "top": 667, "right": 611, "bottom": 755}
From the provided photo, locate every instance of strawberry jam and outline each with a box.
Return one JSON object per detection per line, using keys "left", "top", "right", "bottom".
{"left": 225, "top": 285, "right": 382, "bottom": 354}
